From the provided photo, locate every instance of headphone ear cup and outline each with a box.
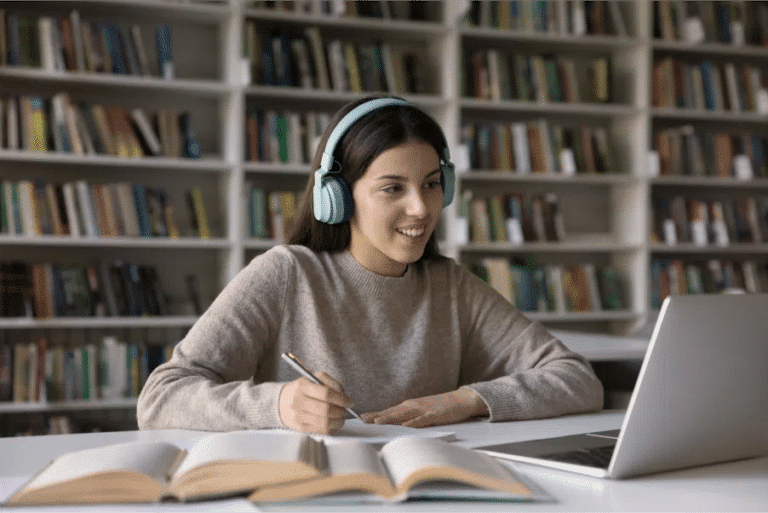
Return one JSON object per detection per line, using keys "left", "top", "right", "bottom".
{"left": 440, "top": 162, "right": 455, "bottom": 208}
{"left": 322, "top": 176, "right": 354, "bottom": 224}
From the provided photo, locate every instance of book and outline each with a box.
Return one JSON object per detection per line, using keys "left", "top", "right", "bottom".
{"left": 249, "top": 436, "right": 536, "bottom": 504}
{"left": 6, "top": 431, "right": 326, "bottom": 505}
{"left": 156, "top": 23, "right": 173, "bottom": 79}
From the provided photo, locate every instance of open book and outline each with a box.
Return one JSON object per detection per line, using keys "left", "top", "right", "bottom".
{"left": 5, "top": 431, "right": 323, "bottom": 505}
{"left": 5, "top": 431, "right": 538, "bottom": 506}
{"left": 249, "top": 437, "right": 536, "bottom": 503}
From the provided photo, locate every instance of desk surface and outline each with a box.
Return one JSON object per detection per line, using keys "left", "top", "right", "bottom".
{"left": 1, "top": 410, "right": 766, "bottom": 512}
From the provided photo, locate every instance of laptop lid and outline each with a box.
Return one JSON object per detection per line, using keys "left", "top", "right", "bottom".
{"left": 477, "top": 293, "right": 768, "bottom": 479}
{"left": 608, "top": 293, "right": 768, "bottom": 478}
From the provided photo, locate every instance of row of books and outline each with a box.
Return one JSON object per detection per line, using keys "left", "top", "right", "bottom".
{"left": 0, "top": 336, "right": 175, "bottom": 403}
{"left": 654, "top": 0, "right": 768, "bottom": 46}
{"left": 245, "top": 107, "right": 330, "bottom": 164}
{"left": 461, "top": 190, "right": 565, "bottom": 244}
{"left": 650, "top": 258, "right": 768, "bottom": 309}
{"left": 652, "top": 57, "right": 768, "bottom": 114}
{"left": 0, "top": 93, "right": 201, "bottom": 159}
{"left": 0, "top": 260, "right": 169, "bottom": 319}
{"left": 464, "top": 49, "right": 610, "bottom": 104}
{"left": 1, "top": 6, "right": 176, "bottom": 78}
{"left": 653, "top": 126, "right": 768, "bottom": 179}
{"left": 461, "top": 120, "right": 615, "bottom": 174}
{"left": 248, "top": 0, "right": 437, "bottom": 21}
{"left": 244, "top": 22, "right": 425, "bottom": 94}
{"left": 463, "top": 0, "right": 629, "bottom": 37}
{"left": 0, "top": 180, "right": 211, "bottom": 240}
{"left": 652, "top": 195, "right": 768, "bottom": 246}
{"left": 247, "top": 186, "right": 298, "bottom": 242}
{"left": 471, "top": 259, "right": 626, "bottom": 313}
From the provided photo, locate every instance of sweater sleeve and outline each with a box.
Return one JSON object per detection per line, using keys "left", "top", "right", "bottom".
{"left": 136, "top": 248, "right": 292, "bottom": 431}
{"left": 455, "top": 266, "right": 604, "bottom": 422}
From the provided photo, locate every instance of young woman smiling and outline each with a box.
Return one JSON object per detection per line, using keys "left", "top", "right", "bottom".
{"left": 137, "top": 96, "right": 603, "bottom": 434}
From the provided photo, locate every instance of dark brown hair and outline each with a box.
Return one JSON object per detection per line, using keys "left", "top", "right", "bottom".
{"left": 288, "top": 95, "right": 448, "bottom": 260}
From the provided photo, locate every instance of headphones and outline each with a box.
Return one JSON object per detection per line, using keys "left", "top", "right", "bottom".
{"left": 313, "top": 98, "right": 455, "bottom": 224}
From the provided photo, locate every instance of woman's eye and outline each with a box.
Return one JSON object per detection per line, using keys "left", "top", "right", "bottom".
{"left": 382, "top": 184, "right": 402, "bottom": 194}
{"left": 425, "top": 180, "right": 441, "bottom": 189}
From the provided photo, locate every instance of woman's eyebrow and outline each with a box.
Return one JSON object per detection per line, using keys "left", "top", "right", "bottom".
{"left": 375, "top": 169, "right": 441, "bottom": 181}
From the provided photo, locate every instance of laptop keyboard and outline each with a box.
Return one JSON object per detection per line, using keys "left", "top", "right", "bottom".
{"left": 540, "top": 445, "right": 616, "bottom": 468}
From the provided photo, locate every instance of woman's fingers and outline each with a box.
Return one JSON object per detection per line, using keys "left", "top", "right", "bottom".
{"left": 278, "top": 374, "right": 353, "bottom": 434}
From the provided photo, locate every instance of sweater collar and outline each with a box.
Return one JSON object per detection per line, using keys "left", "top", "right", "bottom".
{"left": 334, "top": 250, "right": 418, "bottom": 295}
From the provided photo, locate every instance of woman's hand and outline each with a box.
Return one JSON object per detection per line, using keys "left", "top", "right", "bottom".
{"left": 278, "top": 372, "right": 355, "bottom": 435}
{"left": 360, "top": 388, "right": 489, "bottom": 428}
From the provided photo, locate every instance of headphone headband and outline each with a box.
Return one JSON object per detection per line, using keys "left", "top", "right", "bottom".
{"left": 313, "top": 98, "right": 455, "bottom": 224}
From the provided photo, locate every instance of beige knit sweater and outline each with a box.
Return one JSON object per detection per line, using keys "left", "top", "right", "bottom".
{"left": 137, "top": 245, "right": 603, "bottom": 431}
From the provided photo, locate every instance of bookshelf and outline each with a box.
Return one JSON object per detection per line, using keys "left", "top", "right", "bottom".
{"left": 1, "top": 0, "right": 767, "bottom": 434}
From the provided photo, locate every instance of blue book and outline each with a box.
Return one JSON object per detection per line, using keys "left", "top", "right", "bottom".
{"left": 118, "top": 25, "right": 141, "bottom": 76}
{"left": 514, "top": 265, "right": 537, "bottom": 312}
{"left": 132, "top": 183, "right": 153, "bottom": 238}
{"left": 699, "top": 62, "right": 716, "bottom": 111}
{"left": 10, "top": 182, "right": 23, "bottom": 235}
{"left": 752, "top": 135, "right": 765, "bottom": 178}
{"left": 179, "top": 113, "right": 201, "bottom": 159}
{"left": 156, "top": 23, "right": 174, "bottom": 79}
{"left": 262, "top": 43, "right": 276, "bottom": 85}
{"left": 102, "top": 23, "right": 127, "bottom": 74}
{"left": 6, "top": 13, "right": 20, "bottom": 65}
{"left": 716, "top": 2, "right": 731, "bottom": 43}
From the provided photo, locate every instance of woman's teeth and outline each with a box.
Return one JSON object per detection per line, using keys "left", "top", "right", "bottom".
{"left": 397, "top": 228, "right": 424, "bottom": 237}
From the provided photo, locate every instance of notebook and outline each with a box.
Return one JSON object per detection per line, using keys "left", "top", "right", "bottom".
{"left": 476, "top": 293, "right": 768, "bottom": 478}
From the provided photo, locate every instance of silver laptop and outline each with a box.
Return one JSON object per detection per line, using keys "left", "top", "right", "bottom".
{"left": 476, "top": 293, "right": 768, "bottom": 479}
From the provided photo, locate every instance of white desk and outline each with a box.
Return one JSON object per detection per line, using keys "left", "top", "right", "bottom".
{"left": 1, "top": 410, "right": 766, "bottom": 512}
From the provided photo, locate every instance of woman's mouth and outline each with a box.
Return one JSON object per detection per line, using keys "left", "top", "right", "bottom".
{"left": 396, "top": 227, "right": 425, "bottom": 238}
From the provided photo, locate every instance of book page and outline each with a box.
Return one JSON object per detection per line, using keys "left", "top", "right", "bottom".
{"left": 171, "top": 430, "right": 315, "bottom": 479}
{"left": 23, "top": 441, "right": 182, "bottom": 490}
{"left": 379, "top": 437, "right": 516, "bottom": 489}
{"left": 325, "top": 440, "right": 388, "bottom": 477}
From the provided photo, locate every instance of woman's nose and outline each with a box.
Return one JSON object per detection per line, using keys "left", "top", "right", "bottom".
{"left": 404, "top": 190, "right": 429, "bottom": 217}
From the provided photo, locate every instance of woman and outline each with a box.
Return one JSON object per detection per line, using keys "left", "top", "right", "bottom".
{"left": 137, "top": 95, "right": 603, "bottom": 434}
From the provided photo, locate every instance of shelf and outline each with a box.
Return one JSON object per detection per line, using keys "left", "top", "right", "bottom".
{"left": 243, "top": 239, "right": 281, "bottom": 251}
{"left": 527, "top": 310, "right": 641, "bottom": 326}
{"left": 0, "top": 398, "right": 138, "bottom": 414}
{"left": 650, "top": 175, "right": 768, "bottom": 190}
{"left": 0, "top": 150, "right": 229, "bottom": 172}
{"left": 652, "top": 40, "right": 768, "bottom": 58}
{"left": 460, "top": 98, "right": 640, "bottom": 117}
{"left": 550, "top": 329, "right": 649, "bottom": 361}
{"left": 649, "top": 243, "right": 768, "bottom": 256}
{"left": 460, "top": 26, "right": 641, "bottom": 50}
{"left": 243, "top": 161, "right": 309, "bottom": 174}
{"left": 243, "top": 85, "right": 447, "bottom": 108}
{"left": 242, "top": 7, "right": 446, "bottom": 37}
{"left": 0, "top": 67, "right": 230, "bottom": 97}
{"left": 460, "top": 240, "right": 640, "bottom": 254}
{"left": 0, "top": 235, "right": 230, "bottom": 249}
{"left": 0, "top": 316, "right": 199, "bottom": 329}
{"left": 651, "top": 108, "right": 768, "bottom": 124}
{"left": 459, "top": 171, "right": 638, "bottom": 186}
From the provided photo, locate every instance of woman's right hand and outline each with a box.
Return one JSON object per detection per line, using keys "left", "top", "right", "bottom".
{"left": 278, "top": 372, "right": 354, "bottom": 434}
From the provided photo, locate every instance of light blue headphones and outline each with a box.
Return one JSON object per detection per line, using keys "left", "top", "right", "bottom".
{"left": 313, "top": 98, "right": 455, "bottom": 224}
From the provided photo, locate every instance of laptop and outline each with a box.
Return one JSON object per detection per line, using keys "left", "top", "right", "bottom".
{"left": 476, "top": 293, "right": 768, "bottom": 479}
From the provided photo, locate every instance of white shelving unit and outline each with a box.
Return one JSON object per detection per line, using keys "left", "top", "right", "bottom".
{"left": 3, "top": 0, "right": 767, "bottom": 431}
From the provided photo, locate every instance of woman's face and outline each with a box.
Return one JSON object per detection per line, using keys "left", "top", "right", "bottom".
{"left": 348, "top": 139, "right": 443, "bottom": 277}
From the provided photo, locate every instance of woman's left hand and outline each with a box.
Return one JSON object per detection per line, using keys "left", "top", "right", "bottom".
{"left": 360, "top": 388, "right": 489, "bottom": 428}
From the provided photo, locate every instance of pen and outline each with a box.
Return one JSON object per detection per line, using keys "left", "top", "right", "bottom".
{"left": 280, "top": 352, "right": 362, "bottom": 420}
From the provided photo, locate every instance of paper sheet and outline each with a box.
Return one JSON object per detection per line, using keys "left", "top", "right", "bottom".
{"left": 266, "top": 418, "right": 456, "bottom": 444}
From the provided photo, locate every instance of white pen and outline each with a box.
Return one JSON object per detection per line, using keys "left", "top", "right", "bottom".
{"left": 280, "top": 352, "right": 362, "bottom": 420}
